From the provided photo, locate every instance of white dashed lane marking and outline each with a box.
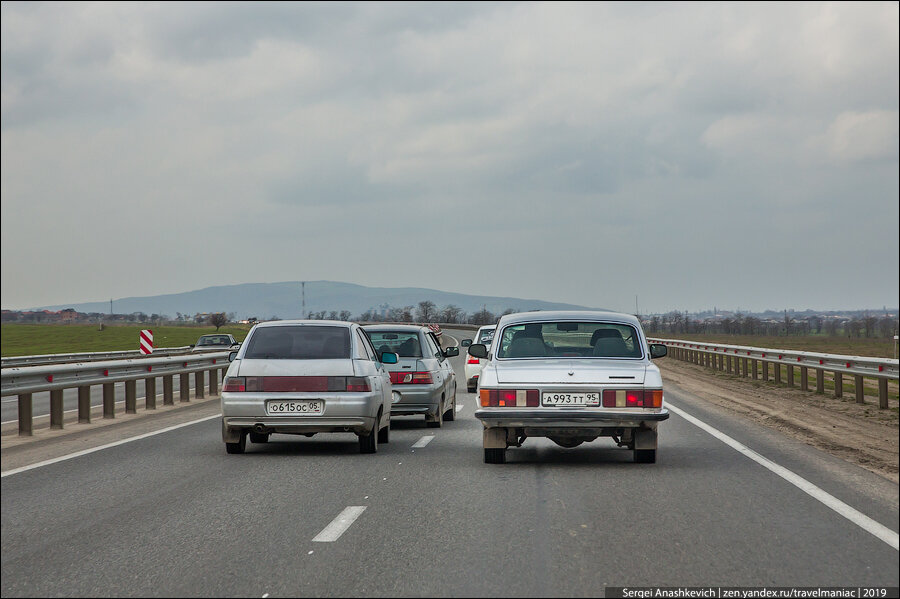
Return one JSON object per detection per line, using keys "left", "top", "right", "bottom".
{"left": 412, "top": 435, "right": 435, "bottom": 448}
{"left": 312, "top": 506, "right": 367, "bottom": 542}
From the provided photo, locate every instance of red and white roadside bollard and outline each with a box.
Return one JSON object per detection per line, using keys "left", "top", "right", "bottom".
{"left": 140, "top": 329, "right": 154, "bottom": 354}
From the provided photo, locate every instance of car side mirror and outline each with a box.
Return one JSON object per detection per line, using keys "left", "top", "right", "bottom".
{"left": 444, "top": 346, "right": 459, "bottom": 357}
{"left": 381, "top": 351, "right": 399, "bottom": 364}
{"left": 228, "top": 351, "right": 238, "bottom": 362}
{"left": 649, "top": 344, "right": 668, "bottom": 359}
{"left": 189, "top": 344, "right": 195, "bottom": 349}
{"left": 468, "top": 344, "right": 488, "bottom": 359}
{"left": 461, "top": 339, "right": 472, "bottom": 347}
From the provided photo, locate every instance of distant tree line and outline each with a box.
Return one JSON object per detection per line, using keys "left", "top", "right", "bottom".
{"left": 643, "top": 310, "right": 899, "bottom": 339}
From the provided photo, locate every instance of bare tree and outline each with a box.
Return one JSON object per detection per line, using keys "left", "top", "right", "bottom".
{"left": 208, "top": 312, "right": 228, "bottom": 331}
{"left": 340, "top": 310, "right": 352, "bottom": 321}
{"left": 440, "top": 304, "right": 462, "bottom": 324}
{"left": 417, "top": 300, "right": 436, "bottom": 322}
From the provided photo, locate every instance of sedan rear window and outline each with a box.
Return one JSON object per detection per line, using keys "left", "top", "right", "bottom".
{"left": 243, "top": 326, "right": 350, "bottom": 359}
{"left": 366, "top": 331, "right": 422, "bottom": 357}
{"left": 496, "top": 322, "right": 642, "bottom": 359}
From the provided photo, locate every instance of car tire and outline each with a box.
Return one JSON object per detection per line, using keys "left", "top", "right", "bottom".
{"left": 443, "top": 393, "right": 456, "bottom": 422}
{"left": 634, "top": 449, "right": 656, "bottom": 463}
{"left": 359, "top": 425, "right": 378, "bottom": 454}
{"left": 484, "top": 448, "right": 506, "bottom": 464}
{"left": 249, "top": 432, "right": 269, "bottom": 444}
{"left": 225, "top": 431, "right": 247, "bottom": 454}
{"left": 467, "top": 384, "right": 476, "bottom": 393}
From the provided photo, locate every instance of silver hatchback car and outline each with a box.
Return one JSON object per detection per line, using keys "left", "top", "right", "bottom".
{"left": 470, "top": 311, "right": 669, "bottom": 464}
{"left": 221, "top": 320, "right": 396, "bottom": 454}
{"left": 363, "top": 324, "right": 459, "bottom": 428}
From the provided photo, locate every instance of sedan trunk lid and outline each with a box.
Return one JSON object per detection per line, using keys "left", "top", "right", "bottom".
{"left": 495, "top": 359, "right": 646, "bottom": 384}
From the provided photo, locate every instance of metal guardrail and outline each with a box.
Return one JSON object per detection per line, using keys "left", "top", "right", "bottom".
{"left": 1, "top": 351, "right": 232, "bottom": 436}
{"left": 1, "top": 346, "right": 195, "bottom": 368}
{"left": 648, "top": 337, "right": 899, "bottom": 409}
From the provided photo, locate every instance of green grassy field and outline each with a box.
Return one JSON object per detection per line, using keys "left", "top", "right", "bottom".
{"left": 0, "top": 324, "right": 253, "bottom": 357}
{"left": 647, "top": 333, "right": 897, "bottom": 359}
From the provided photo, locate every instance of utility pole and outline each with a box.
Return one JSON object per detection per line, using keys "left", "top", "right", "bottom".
{"left": 110, "top": 298, "right": 113, "bottom": 315}
{"left": 301, "top": 282, "right": 306, "bottom": 319}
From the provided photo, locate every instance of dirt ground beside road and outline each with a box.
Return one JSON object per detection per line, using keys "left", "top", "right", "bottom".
{"left": 657, "top": 359, "right": 899, "bottom": 483}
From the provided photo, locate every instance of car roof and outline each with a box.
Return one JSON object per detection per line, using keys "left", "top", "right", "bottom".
{"left": 362, "top": 324, "right": 427, "bottom": 333}
{"left": 254, "top": 319, "right": 355, "bottom": 329}
{"left": 497, "top": 310, "right": 641, "bottom": 328}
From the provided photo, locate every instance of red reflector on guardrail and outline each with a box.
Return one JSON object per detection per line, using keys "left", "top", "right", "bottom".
{"left": 212, "top": 359, "right": 217, "bottom": 364}
{"left": 846, "top": 362, "right": 851, "bottom": 368}
{"left": 46, "top": 375, "right": 53, "bottom": 382}
{"left": 147, "top": 366, "right": 152, "bottom": 372}
{"left": 103, "top": 369, "right": 109, "bottom": 376}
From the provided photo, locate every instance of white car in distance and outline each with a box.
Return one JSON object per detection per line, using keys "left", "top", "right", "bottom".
{"left": 463, "top": 325, "right": 496, "bottom": 393}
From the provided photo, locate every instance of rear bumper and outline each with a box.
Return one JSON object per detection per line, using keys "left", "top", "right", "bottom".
{"left": 221, "top": 391, "right": 383, "bottom": 436}
{"left": 390, "top": 386, "right": 441, "bottom": 416}
{"left": 224, "top": 415, "right": 375, "bottom": 436}
{"left": 474, "top": 408, "right": 669, "bottom": 429}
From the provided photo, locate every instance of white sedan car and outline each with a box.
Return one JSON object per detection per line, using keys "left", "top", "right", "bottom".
{"left": 470, "top": 311, "right": 669, "bottom": 464}
{"left": 221, "top": 320, "right": 395, "bottom": 454}
{"left": 464, "top": 325, "right": 496, "bottom": 393}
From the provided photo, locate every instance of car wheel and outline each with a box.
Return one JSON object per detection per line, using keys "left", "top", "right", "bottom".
{"left": 377, "top": 418, "right": 390, "bottom": 443}
{"left": 634, "top": 449, "right": 656, "bottom": 463}
{"left": 443, "top": 393, "right": 456, "bottom": 422}
{"left": 484, "top": 448, "right": 506, "bottom": 464}
{"left": 225, "top": 431, "right": 247, "bottom": 454}
{"left": 467, "top": 384, "right": 476, "bottom": 393}
{"left": 359, "top": 424, "right": 378, "bottom": 454}
{"left": 249, "top": 432, "right": 269, "bottom": 444}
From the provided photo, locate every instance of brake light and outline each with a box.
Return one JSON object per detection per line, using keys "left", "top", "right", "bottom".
{"left": 390, "top": 371, "right": 433, "bottom": 384}
{"left": 222, "top": 376, "right": 370, "bottom": 392}
{"left": 479, "top": 388, "right": 539, "bottom": 407}
{"left": 223, "top": 377, "right": 245, "bottom": 392}
{"left": 601, "top": 389, "right": 663, "bottom": 408}
{"left": 467, "top": 356, "right": 480, "bottom": 364}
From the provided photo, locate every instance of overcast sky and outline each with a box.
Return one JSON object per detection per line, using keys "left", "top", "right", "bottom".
{"left": 2, "top": 2, "right": 898, "bottom": 314}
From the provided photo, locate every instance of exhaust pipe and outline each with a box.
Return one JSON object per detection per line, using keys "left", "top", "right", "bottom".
{"left": 253, "top": 423, "right": 270, "bottom": 434}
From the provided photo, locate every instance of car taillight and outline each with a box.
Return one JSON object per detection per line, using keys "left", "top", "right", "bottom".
{"left": 466, "top": 356, "right": 480, "bottom": 364}
{"left": 223, "top": 376, "right": 370, "bottom": 392}
{"left": 391, "top": 371, "right": 433, "bottom": 384}
{"left": 223, "top": 376, "right": 245, "bottom": 392}
{"left": 479, "top": 388, "right": 539, "bottom": 407}
{"left": 602, "top": 389, "right": 663, "bottom": 408}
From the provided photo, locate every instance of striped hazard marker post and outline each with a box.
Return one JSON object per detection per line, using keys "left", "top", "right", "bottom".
{"left": 140, "top": 329, "right": 153, "bottom": 354}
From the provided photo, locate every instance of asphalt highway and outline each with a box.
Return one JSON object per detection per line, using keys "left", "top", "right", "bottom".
{"left": 1, "top": 328, "right": 897, "bottom": 597}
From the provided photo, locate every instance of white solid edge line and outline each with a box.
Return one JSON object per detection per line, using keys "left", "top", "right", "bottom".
{"left": 312, "top": 506, "right": 367, "bottom": 542}
{"left": 1, "top": 414, "right": 222, "bottom": 478}
{"left": 456, "top": 404, "right": 464, "bottom": 412}
{"left": 412, "top": 435, "right": 435, "bottom": 448}
{"left": 667, "top": 401, "right": 899, "bottom": 551}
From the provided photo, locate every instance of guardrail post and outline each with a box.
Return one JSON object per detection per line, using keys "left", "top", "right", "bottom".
{"left": 800, "top": 367, "right": 809, "bottom": 391}
{"left": 18, "top": 393, "right": 33, "bottom": 436}
{"left": 878, "top": 379, "right": 888, "bottom": 409}
{"left": 78, "top": 385, "right": 91, "bottom": 423}
{"left": 761, "top": 361, "right": 769, "bottom": 382}
{"left": 163, "top": 375, "right": 174, "bottom": 405}
{"left": 786, "top": 365, "right": 794, "bottom": 388}
{"left": 774, "top": 363, "right": 782, "bottom": 385}
{"left": 180, "top": 373, "right": 190, "bottom": 402}
{"left": 854, "top": 375, "right": 864, "bottom": 404}
{"left": 125, "top": 380, "right": 137, "bottom": 413}
{"left": 195, "top": 370, "right": 205, "bottom": 399}
{"left": 145, "top": 377, "right": 157, "bottom": 410}
{"left": 834, "top": 372, "right": 843, "bottom": 398}
{"left": 209, "top": 367, "right": 218, "bottom": 395}
{"left": 742, "top": 357, "right": 749, "bottom": 378}
{"left": 751, "top": 359, "right": 758, "bottom": 379}
{"left": 816, "top": 369, "right": 825, "bottom": 393}
{"left": 103, "top": 383, "right": 115, "bottom": 418}
{"left": 50, "top": 389, "right": 64, "bottom": 429}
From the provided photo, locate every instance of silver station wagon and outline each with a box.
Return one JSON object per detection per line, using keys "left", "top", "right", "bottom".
{"left": 470, "top": 311, "right": 669, "bottom": 464}
{"left": 363, "top": 324, "right": 459, "bottom": 428}
{"left": 221, "top": 320, "right": 396, "bottom": 454}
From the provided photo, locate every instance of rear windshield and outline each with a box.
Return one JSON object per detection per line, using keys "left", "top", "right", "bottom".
{"left": 366, "top": 331, "right": 422, "bottom": 358}
{"left": 496, "top": 322, "right": 643, "bottom": 359}
{"left": 243, "top": 326, "right": 350, "bottom": 359}
{"left": 477, "top": 328, "right": 495, "bottom": 345}
{"left": 198, "top": 335, "right": 232, "bottom": 346}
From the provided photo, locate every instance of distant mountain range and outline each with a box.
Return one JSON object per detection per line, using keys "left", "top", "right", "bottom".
{"left": 32, "top": 281, "right": 602, "bottom": 319}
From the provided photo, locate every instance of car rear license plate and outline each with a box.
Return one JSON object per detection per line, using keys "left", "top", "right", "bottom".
{"left": 542, "top": 392, "right": 600, "bottom": 406}
{"left": 266, "top": 400, "right": 323, "bottom": 415}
